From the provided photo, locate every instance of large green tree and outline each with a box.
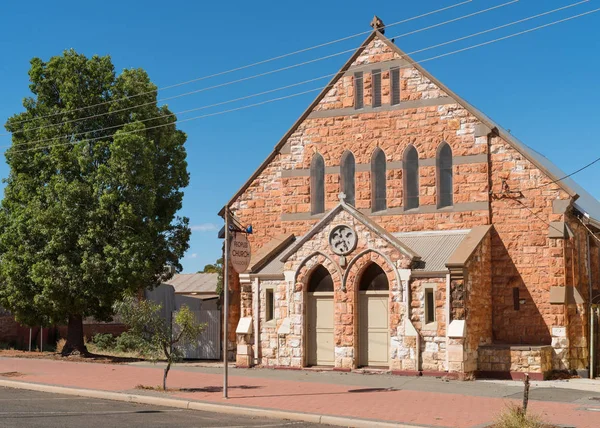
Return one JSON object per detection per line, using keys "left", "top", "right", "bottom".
{"left": 0, "top": 50, "right": 191, "bottom": 355}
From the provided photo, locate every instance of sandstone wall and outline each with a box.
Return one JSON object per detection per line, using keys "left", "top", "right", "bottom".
{"left": 488, "top": 134, "right": 571, "bottom": 346}
{"left": 478, "top": 345, "right": 553, "bottom": 378}
{"left": 464, "top": 231, "right": 493, "bottom": 372}
{"left": 409, "top": 278, "right": 447, "bottom": 372}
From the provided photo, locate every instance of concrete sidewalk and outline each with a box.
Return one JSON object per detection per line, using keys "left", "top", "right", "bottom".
{"left": 1, "top": 357, "right": 600, "bottom": 428}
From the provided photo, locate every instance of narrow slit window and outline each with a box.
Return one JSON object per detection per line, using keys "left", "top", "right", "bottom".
{"left": 390, "top": 67, "right": 400, "bottom": 105}
{"left": 266, "top": 289, "right": 274, "bottom": 321}
{"left": 437, "top": 142, "right": 453, "bottom": 208}
{"left": 354, "top": 71, "right": 364, "bottom": 110}
{"left": 310, "top": 153, "right": 325, "bottom": 215}
{"left": 372, "top": 69, "right": 382, "bottom": 108}
{"left": 371, "top": 148, "right": 386, "bottom": 212}
{"left": 425, "top": 288, "right": 435, "bottom": 324}
{"left": 340, "top": 150, "right": 355, "bottom": 206}
{"left": 404, "top": 145, "right": 419, "bottom": 210}
{"left": 513, "top": 287, "right": 520, "bottom": 311}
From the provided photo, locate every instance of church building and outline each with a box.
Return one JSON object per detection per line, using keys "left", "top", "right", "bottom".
{"left": 221, "top": 19, "right": 600, "bottom": 379}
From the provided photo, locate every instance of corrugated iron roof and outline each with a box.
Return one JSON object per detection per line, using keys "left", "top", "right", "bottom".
{"left": 394, "top": 230, "right": 470, "bottom": 272}
{"left": 256, "top": 256, "right": 285, "bottom": 275}
{"left": 164, "top": 273, "right": 218, "bottom": 294}
{"left": 249, "top": 233, "right": 295, "bottom": 273}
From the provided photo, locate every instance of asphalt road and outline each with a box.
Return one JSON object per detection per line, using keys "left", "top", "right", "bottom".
{"left": 0, "top": 387, "right": 321, "bottom": 428}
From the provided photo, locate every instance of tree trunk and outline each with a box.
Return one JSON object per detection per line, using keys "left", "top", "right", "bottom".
{"left": 163, "top": 360, "right": 172, "bottom": 391}
{"left": 62, "top": 314, "right": 88, "bottom": 356}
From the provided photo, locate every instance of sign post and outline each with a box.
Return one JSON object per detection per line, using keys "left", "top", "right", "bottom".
{"left": 223, "top": 210, "right": 230, "bottom": 398}
{"left": 223, "top": 209, "right": 251, "bottom": 399}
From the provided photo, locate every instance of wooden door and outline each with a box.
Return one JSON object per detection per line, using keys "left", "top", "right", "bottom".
{"left": 307, "top": 293, "right": 334, "bottom": 366}
{"left": 359, "top": 291, "right": 389, "bottom": 367}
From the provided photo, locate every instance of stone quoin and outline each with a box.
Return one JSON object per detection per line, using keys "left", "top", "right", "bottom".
{"left": 219, "top": 19, "right": 600, "bottom": 379}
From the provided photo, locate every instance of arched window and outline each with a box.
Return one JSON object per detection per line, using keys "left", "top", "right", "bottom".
{"left": 403, "top": 145, "right": 419, "bottom": 210}
{"left": 371, "top": 148, "right": 386, "bottom": 212}
{"left": 310, "top": 153, "right": 325, "bottom": 215}
{"left": 340, "top": 150, "right": 355, "bottom": 206}
{"left": 359, "top": 263, "right": 389, "bottom": 291}
{"left": 308, "top": 265, "right": 333, "bottom": 293}
{"left": 437, "top": 142, "right": 453, "bottom": 208}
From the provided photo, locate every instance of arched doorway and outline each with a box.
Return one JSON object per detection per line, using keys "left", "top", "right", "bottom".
{"left": 306, "top": 265, "right": 334, "bottom": 366}
{"left": 358, "top": 263, "right": 390, "bottom": 367}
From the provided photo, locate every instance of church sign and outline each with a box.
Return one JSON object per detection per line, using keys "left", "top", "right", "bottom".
{"left": 230, "top": 233, "right": 251, "bottom": 273}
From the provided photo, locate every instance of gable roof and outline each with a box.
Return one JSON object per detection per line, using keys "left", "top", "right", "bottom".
{"left": 222, "top": 29, "right": 600, "bottom": 223}
{"left": 248, "top": 232, "right": 295, "bottom": 273}
{"left": 445, "top": 225, "right": 493, "bottom": 268}
{"left": 280, "top": 200, "right": 420, "bottom": 262}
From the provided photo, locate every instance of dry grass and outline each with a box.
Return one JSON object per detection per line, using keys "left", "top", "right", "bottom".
{"left": 0, "top": 371, "right": 25, "bottom": 378}
{"left": 0, "top": 348, "right": 142, "bottom": 364}
{"left": 492, "top": 404, "right": 557, "bottom": 428}
{"left": 135, "top": 384, "right": 174, "bottom": 392}
{"left": 55, "top": 338, "right": 66, "bottom": 354}
{"left": 84, "top": 341, "right": 142, "bottom": 360}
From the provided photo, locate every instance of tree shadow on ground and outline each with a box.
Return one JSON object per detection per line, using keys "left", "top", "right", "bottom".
{"left": 182, "top": 386, "right": 399, "bottom": 399}
{"left": 179, "top": 385, "right": 262, "bottom": 393}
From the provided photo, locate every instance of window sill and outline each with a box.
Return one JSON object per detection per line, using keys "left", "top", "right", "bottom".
{"left": 423, "top": 321, "right": 438, "bottom": 331}
{"left": 264, "top": 319, "right": 276, "bottom": 328}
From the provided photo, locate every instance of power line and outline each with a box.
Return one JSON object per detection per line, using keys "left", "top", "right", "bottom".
{"left": 520, "top": 155, "right": 600, "bottom": 193}
{"left": 5, "top": 0, "right": 474, "bottom": 127}
{"left": 6, "top": 5, "right": 599, "bottom": 155}
{"left": 2, "top": 0, "right": 518, "bottom": 137}
{"left": 408, "top": 0, "right": 589, "bottom": 56}
{"left": 5, "top": 0, "right": 573, "bottom": 151}
{"left": 5, "top": 76, "right": 332, "bottom": 149}
{"left": 415, "top": 5, "right": 600, "bottom": 64}
{"left": 512, "top": 198, "right": 566, "bottom": 236}
{"left": 8, "top": 89, "right": 324, "bottom": 154}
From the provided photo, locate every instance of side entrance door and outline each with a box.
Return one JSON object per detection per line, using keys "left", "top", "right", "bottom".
{"left": 359, "top": 290, "right": 389, "bottom": 367}
{"left": 307, "top": 292, "right": 334, "bottom": 366}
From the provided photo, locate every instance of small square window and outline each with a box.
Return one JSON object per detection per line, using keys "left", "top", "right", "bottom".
{"left": 266, "top": 289, "right": 274, "bottom": 322}
{"left": 425, "top": 288, "right": 435, "bottom": 324}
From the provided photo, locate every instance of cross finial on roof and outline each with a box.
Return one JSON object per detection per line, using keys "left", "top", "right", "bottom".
{"left": 370, "top": 15, "right": 385, "bottom": 34}
{"left": 338, "top": 192, "right": 347, "bottom": 203}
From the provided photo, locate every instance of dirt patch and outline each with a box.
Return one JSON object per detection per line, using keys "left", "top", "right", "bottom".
{"left": 135, "top": 384, "right": 170, "bottom": 392}
{"left": 0, "top": 371, "right": 25, "bottom": 378}
{"left": 0, "top": 349, "right": 143, "bottom": 364}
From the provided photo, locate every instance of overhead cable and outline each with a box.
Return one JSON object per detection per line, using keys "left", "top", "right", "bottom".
{"left": 4, "top": 0, "right": 589, "bottom": 150}
{"left": 6, "top": 5, "right": 599, "bottom": 154}
{"left": 2, "top": 1, "right": 519, "bottom": 136}
{"left": 5, "top": 0, "right": 475, "bottom": 127}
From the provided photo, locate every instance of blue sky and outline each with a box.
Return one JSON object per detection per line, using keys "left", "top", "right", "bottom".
{"left": 1, "top": 0, "right": 599, "bottom": 272}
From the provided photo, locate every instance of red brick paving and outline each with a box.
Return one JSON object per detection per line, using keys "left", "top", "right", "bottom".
{"left": 1, "top": 357, "right": 598, "bottom": 427}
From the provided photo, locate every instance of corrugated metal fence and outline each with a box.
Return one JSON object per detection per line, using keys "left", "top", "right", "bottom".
{"left": 178, "top": 309, "right": 221, "bottom": 360}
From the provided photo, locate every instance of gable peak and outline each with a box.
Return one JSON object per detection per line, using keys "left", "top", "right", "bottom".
{"left": 370, "top": 15, "right": 385, "bottom": 34}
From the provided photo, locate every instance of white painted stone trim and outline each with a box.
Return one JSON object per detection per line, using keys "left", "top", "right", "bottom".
{"left": 448, "top": 320, "right": 466, "bottom": 338}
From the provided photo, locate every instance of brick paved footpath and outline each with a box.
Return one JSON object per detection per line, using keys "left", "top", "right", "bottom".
{"left": 1, "top": 357, "right": 599, "bottom": 427}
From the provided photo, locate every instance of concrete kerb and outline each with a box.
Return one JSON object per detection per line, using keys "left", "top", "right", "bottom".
{"left": 0, "top": 379, "right": 421, "bottom": 428}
